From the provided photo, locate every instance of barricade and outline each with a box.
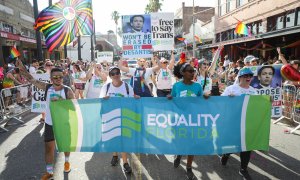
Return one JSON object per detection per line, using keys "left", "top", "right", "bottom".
{"left": 273, "top": 84, "right": 297, "bottom": 124}
{"left": 291, "top": 88, "right": 300, "bottom": 133}
{"left": 0, "top": 84, "right": 32, "bottom": 132}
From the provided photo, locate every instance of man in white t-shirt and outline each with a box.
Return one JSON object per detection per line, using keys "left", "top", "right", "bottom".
{"left": 221, "top": 67, "right": 257, "bottom": 180}
{"left": 29, "top": 60, "right": 39, "bottom": 74}
{"left": 118, "top": 58, "right": 160, "bottom": 97}
{"left": 100, "top": 66, "right": 139, "bottom": 174}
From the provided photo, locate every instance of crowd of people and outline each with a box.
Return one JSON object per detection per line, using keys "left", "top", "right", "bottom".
{"left": 0, "top": 45, "right": 298, "bottom": 180}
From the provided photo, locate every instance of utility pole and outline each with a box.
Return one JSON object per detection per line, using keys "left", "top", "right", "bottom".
{"left": 33, "top": 0, "right": 43, "bottom": 61}
{"left": 49, "top": 0, "right": 52, "bottom": 5}
{"left": 78, "top": 35, "right": 81, "bottom": 60}
{"left": 90, "top": 1, "right": 94, "bottom": 61}
{"left": 192, "top": 0, "right": 196, "bottom": 57}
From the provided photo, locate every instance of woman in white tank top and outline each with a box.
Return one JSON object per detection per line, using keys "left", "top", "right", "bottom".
{"left": 85, "top": 63, "right": 107, "bottom": 98}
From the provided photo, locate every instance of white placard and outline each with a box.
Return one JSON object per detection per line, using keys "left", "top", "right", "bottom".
{"left": 31, "top": 74, "right": 50, "bottom": 113}
{"left": 97, "top": 51, "right": 113, "bottom": 63}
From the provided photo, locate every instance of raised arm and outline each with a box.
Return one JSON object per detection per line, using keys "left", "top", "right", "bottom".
{"left": 208, "top": 45, "right": 223, "bottom": 75}
{"left": 118, "top": 60, "right": 129, "bottom": 73}
{"left": 152, "top": 55, "right": 161, "bottom": 73}
{"left": 277, "top": 47, "right": 288, "bottom": 65}
{"left": 168, "top": 51, "right": 175, "bottom": 70}
{"left": 85, "top": 62, "right": 95, "bottom": 80}
{"left": 16, "top": 60, "right": 47, "bottom": 90}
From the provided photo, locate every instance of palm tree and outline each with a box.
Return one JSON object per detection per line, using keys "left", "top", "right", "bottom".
{"left": 145, "top": 0, "right": 164, "bottom": 13}
{"left": 111, "top": 11, "right": 120, "bottom": 41}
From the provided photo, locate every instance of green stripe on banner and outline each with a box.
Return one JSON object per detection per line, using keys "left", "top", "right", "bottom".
{"left": 246, "top": 95, "right": 271, "bottom": 151}
{"left": 50, "top": 100, "right": 78, "bottom": 152}
{"left": 122, "top": 109, "right": 141, "bottom": 122}
{"left": 123, "top": 118, "right": 141, "bottom": 132}
{"left": 122, "top": 128, "right": 132, "bottom": 138}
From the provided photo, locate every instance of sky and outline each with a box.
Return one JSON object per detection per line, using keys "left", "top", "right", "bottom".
{"left": 30, "top": 0, "right": 215, "bottom": 34}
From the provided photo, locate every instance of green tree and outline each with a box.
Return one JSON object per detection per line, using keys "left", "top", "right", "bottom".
{"left": 111, "top": 11, "right": 120, "bottom": 41}
{"left": 145, "top": 0, "right": 164, "bottom": 13}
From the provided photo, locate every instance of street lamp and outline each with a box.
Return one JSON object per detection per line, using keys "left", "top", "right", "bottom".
{"left": 192, "top": 0, "right": 195, "bottom": 57}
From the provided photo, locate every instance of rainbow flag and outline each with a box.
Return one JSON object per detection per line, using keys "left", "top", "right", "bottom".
{"left": 235, "top": 21, "right": 249, "bottom": 36}
{"left": 194, "top": 35, "right": 203, "bottom": 44}
{"left": 10, "top": 47, "right": 20, "bottom": 58}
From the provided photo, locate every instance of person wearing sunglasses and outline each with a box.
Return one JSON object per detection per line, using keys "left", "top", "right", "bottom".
{"left": 196, "top": 45, "right": 222, "bottom": 96}
{"left": 85, "top": 62, "right": 107, "bottom": 98}
{"left": 100, "top": 66, "right": 139, "bottom": 174}
{"left": 220, "top": 67, "right": 257, "bottom": 179}
{"left": 167, "top": 62, "right": 209, "bottom": 180}
{"left": 15, "top": 60, "right": 75, "bottom": 180}
{"left": 44, "top": 60, "right": 54, "bottom": 74}
{"left": 155, "top": 54, "right": 175, "bottom": 97}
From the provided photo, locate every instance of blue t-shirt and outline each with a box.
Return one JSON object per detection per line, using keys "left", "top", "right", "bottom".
{"left": 171, "top": 81, "right": 203, "bottom": 97}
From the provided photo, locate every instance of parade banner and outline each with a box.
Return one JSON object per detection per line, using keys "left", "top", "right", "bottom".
{"left": 97, "top": 51, "right": 113, "bottom": 63}
{"left": 250, "top": 65, "right": 282, "bottom": 117}
{"left": 31, "top": 74, "right": 50, "bottom": 112}
{"left": 122, "top": 14, "right": 152, "bottom": 58}
{"left": 151, "top": 12, "right": 174, "bottom": 51}
{"left": 50, "top": 96, "right": 271, "bottom": 155}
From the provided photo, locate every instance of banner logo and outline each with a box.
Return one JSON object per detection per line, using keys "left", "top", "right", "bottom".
{"left": 101, "top": 108, "right": 141, "bottom": 141}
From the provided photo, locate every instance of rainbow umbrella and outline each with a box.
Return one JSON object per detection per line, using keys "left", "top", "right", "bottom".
{"left": 34, "top": 0, "right": 93, "bottom": 52}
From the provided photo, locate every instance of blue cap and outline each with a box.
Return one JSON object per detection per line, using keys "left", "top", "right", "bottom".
{"left": 238, "top": 67, "right": 254, "bottom": 77}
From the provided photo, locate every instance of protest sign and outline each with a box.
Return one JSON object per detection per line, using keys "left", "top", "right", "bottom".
{"left": 122, "top": 14, "right": 152, "bottom": 58}
{"left": 97, "top": 51, "right": 113, "bottom": 63}
{"left": 151, "top": 12, "right": 174, "bottom": 51}
{"left": 250, "top": 65, "right": 282, "bottom": 117}
{"left": 31, "top": 73, "right": 50, "bottom": 112}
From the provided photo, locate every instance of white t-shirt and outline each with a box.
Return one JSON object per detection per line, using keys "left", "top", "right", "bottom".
{"left": 128, "top": 68, "right": 153, "bottom": 86}
{"left": 221, "top": 84, "right": 257, "bottom": 96}
{"left": 73, "top": 71, "right": 86, "bottom": 83}
{"left": 86, "top": 75, "right": 105, "bottom": 98}
{"left": 29, "top": 66, "right": 36, "bottom": 74}
{"left": 156, "top": 68, "right": 172, "bottom": 90}
{"left": 45, "top": 86, "right": 67, "bottom": 125}
{"left": 196, "top": 74, "right": 212, "bottom": 94}
{"left": 100, "top": 82, "right": 134, "bottom": 98}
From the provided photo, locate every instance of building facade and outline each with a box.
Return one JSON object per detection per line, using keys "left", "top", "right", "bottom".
{"left": 211, "top": 0, "right": 300, "bottom": 61}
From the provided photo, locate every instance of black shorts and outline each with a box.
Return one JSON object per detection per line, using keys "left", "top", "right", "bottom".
{"left": 44, "top": 123, "right": 55, "bottom": 142}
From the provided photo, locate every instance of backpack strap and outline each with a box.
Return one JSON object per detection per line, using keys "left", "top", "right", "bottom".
{"left": 44, "top": 84, "right": 53, "bottom": 99}
{"left": 203, "top": 73, "right": 208, "bottom": 91}
{"left": 106, "top": 83, "right": 111, "bottom": 96}
{"left": 124, "top": 81, "right": 129, "bottom": 96}
{"left": 63, "top": 85, "right": 69, "bottom": 98}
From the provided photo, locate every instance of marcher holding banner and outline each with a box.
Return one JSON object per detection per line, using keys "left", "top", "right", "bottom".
{"left": 100, "top": 66, "right": 140, "bottom": 174}
{"left": 221, "top": 67, "right": 257, "bottom": 180}
{"left": 16, "top": 60, "right": 75, "bottom": 180}
{"left": 168, "top": 61, "right": 206, "bottom": 180}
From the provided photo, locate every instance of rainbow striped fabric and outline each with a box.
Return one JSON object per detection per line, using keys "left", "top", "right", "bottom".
{"left": 34, "top": 0, "right": 93, "bottom": 52}
{"left": 50, "top": 96, "right": 271, "bottom": 154}
{"left": 235, "top": 21, "right": 249, "bottom": 36}
{"left": 10, "top": 47, "right": 20, "bottom": 58}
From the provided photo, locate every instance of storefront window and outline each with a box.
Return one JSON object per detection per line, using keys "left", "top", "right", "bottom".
{"left": 286, "top": 12, "right": 295, "bottom": 28}
{"left": 258, "top": 21, "right": 264, "bottom": 34}
{"left": 276, "top": 16, "right": 284, "bottom": 30}
{"left": 252, "top": 23, "right": 257, "bottom": 35}
{"left": 298, "top": 9, "right": 300, "bottom": 25}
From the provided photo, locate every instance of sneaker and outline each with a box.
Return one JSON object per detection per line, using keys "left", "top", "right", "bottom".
{"left": 64, "top": 162, "right": 71, "bottom": 173}
{"left": 186, "top": 167, "right": 195, "bottom": 180}
{"left": 111, "top": 156, "right": 119, "bottom": 166}
{"left": 173, "top": 155, "right": 182, "bottom": 168}
{"left": 220, "top": 154, "right": 230, "bottom": 166}
{"left": 239, "top": 169, "right": 252, "bottom": 180}
{"left": 41, "top": 172, "right": 53, "bottom": 180}
{"left": 123, "top": 163, "right": 132, "bottom": 174}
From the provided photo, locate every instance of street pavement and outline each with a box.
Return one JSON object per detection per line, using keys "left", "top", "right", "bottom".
{"left": 0, "top": 112, "right": 300, "bottom": 180}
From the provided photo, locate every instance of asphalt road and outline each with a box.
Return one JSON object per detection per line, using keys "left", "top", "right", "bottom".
{"left": 0, "top": 112, "right": 300, "bottom": 180}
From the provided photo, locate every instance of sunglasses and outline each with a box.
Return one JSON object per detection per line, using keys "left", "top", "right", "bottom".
{"left": 162, "top": 62, "right": 168, "bottom": 64}
{"left": 202, "top": 63, "right": 209, "bottom": 66}
{"left": 240, "top": 74, "right": 253, "bottom": 78}
{"left": 46, "top": 64, "right": 53, "bottom": 67}
{"left": 185, "top": 69, "right": 195, "bottom": 73}
{"left": 110, "top": 71, "right": 120, "bottom": 76}
{"left": 51, "top": 75, "right": 63, "bottom": 79}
